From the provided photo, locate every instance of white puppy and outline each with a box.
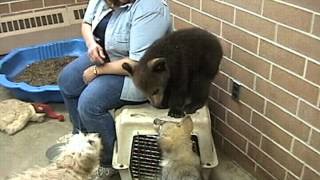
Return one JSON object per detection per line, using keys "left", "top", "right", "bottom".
{"left": 8, "top": 133, "right": 102, "bottom": 180}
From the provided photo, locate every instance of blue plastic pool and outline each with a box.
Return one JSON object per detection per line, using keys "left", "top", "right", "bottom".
{"left": 0, "top": 38, "right": 87, "bottom": 103}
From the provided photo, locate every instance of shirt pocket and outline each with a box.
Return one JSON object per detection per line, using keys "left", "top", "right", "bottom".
{"left": 111, "top": 32, "right": 129, "bottom": 53}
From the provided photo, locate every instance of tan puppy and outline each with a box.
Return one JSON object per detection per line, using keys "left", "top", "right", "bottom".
{"left": 157, "top": 116, "right": 203, "bottom": 180}
{"left": 0, "top": 99, "right": 45, "bottom": 135}
{"left": 8, "top": 133, "right": 102, "bottom": 180}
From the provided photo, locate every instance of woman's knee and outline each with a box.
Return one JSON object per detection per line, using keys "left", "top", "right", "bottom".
{"left": 77, "top": 95, "right": 106, "bottom": 121}
{"left": 58, "top": 54, "right": 91, "bottom": 96}
{"left": 57, "top": 64, "right": 72, "bottom": 88}
{"left": 58, "top": 68, "right": 79, "bottom": 96}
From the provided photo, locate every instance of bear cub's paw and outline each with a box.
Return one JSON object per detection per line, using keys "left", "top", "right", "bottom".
{"left": 184, "top": 103, "right": 204, "bottom": 114}
{"left": 168, "top": 108, "right": 185, "bottom": 118}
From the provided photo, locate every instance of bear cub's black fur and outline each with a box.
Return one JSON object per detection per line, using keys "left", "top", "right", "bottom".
{"left": 122, "top": 28, "right": 223, "bottom": 118}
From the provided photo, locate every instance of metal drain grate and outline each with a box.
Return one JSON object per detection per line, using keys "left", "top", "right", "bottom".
{"left": 129, "top": 135, "right": 200, "bottom": 179}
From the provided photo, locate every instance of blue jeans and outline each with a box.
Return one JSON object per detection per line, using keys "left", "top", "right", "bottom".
{"left": 58, "top": 54, "right": 143, "bottom": 167}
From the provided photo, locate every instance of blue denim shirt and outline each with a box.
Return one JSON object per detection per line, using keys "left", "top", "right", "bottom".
{"left": 83, "top": 0, "right": 172, "bottom": 101}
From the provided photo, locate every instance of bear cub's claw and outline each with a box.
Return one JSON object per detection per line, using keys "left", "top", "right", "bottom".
{"left": 168, "top": 109, "right": 185, "bottom": 118}
{"left": 184, "top": 103, "right": 203, "bottom": 114}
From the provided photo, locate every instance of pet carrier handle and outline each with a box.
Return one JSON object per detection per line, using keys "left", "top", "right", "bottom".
{"left": 153, "top": 118, "right": 165, "bottom": 126}
{"left": 153, "top": 115, "right": 191, "bottom": 125}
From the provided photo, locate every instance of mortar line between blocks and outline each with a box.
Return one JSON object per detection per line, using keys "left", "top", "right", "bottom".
{"left": 302, "top": 58, "right": 308, "bottom": 78}
{"left": 258, "top": 134, "right": 263, "bottom": 148}
{"left": 227, "top": 137, "right": 292, "bottom": 178}
{"left": 216, "top": 0, "right": 320, "bottom": 17}
{"left": 284, "top": 171, "right": 289, "bottom": 180}
{"left": 249, "top": 109, "right": 253, "bottom": 124}
{"left": 253, "top": 75, "right": 257, "bottom": 91}
{"left": 210, "top": 85, "right": 320, "bottom": 153}
{"left": 307, "top": 128, "right": 313, "bottom": 144}
{"left": 224, "top": 55, "right": 320, "bottom": 100}
{"left": 296, "top": 98, "right": 301, "bottom": 116}
{"left": 217, "top": 71, "right": 318, "bottom": 132}
{"left": 260, "top": 0, "right": 265, "bottom": 16}
{"left": 310, "top": 13, "right": 315, "bottom": 34}
{"left": 317, "top": 89, "right": 320, "bottom": 107}
{"left": 290, "top": 137, "right": 295, "bottom": 152}
{"left": 234, "top": 44, "right": 319, "bottom": 88}
{"left": 256, "top": 38, "right": 261, "bottom": 59}
{"left": 263, "top": 99, "right": 267, "bottom": 115}
{"left": 300, "top": 165, "right": 306, "bottom": 180}
{"left": 274, "top": 24, "right": 278, "bottom": 42}
{"left": 245, "top": 141, "right": 249, "bottom": 153}
{"left": 256, "top": 164, "right": 278, "bottom": 180}
{"left": 252, "top": 109, "right": 320, "bottom": 157}
{"left": 233, "top": 6, "right": 236, "bottom": 24}
{"left": 191, "top": 4, "right": 320, "bottom": 65}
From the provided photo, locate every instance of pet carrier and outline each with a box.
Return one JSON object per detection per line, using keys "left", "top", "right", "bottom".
{"left": 112, "top": 103, "right": 218, "bottom": 180}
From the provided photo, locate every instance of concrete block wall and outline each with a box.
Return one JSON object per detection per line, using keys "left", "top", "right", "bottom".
{"left": 168, "top": 0, "right": 320, "bottom": 179}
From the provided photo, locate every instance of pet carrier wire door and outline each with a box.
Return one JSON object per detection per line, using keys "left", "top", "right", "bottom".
{"left": 112, "top": 104, "right": 218, "bottom": 180}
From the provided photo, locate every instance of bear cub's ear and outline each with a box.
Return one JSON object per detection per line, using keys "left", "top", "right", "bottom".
{"left": 148, "top": 58, "right": 167, "bottom": 72}
{"left": 122, "top": 62, "right": 135, "bottom": 76}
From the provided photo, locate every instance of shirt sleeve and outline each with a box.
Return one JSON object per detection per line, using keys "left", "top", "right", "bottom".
{"left": 83, "top": 0, "right": 100, "bottom": 24}
{"left": 129, "top": 5, "right": 172, "bottom": 61}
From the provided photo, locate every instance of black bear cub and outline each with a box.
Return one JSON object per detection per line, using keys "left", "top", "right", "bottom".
{"left": 122, "top": 28, "right": 223, "bottom": 118}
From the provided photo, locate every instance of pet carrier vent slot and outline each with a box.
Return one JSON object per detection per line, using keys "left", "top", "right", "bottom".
{"left": 129, "top": 135, "right": 200, "bottom": 179}
{"left": 130, "top": 135, "right": 162, "bottom": 180}
{"left": 0, "top": 13, "right": 64, "bottom": 34}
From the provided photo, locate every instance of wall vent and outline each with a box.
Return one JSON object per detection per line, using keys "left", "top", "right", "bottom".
{"left": 0, "top": 4, "right": 87, "bottom": 38}
{"left": 73, "top": 8, "right": 86, "bottom": 20}
{"left": 0, "top": 13, "right": 64, "bottom": 34}
{"left": 67, "top": 5, "right": 87, "bottom": 25}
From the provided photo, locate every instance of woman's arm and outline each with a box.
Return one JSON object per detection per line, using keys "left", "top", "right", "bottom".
{"left": 82, "top": 23, "right": 106, "bottom": 64}
{"left": 81, "top": 0, "right": 106, "bottom": 64}
{"left": 95, "top": 57, "right": 137, "bottom": 75}
{"left": 81, "top": 22, "right": 96, "bottom": 50}
{"left": 82, "top": 57, "right": 137, "bottom": 84}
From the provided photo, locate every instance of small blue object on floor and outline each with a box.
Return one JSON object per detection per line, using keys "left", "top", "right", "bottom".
{"left": 45, "top": 142, "right": 66, "bottom": 163}
{"left": 0, "top": 38, "right": 87, "bottom": 103}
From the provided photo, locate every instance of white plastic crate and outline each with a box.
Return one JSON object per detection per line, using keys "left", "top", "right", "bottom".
{"left": 112, "top": 103, "right": 218, "bottom": 180}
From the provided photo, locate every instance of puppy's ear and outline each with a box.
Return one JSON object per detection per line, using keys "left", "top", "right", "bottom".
{"left": 148, "top": 58, "right": 167, "bottom": 72}
{"left": 182, "top": 116, "right": 194, "bottom": 134}
{"left": 122, "top": 62, "right": 135, "bottom": 76}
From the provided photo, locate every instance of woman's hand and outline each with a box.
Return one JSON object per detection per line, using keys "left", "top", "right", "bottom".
{"left": 87, "top": 42, "right": 106, "bottom": 65}
{"left": 83, "top": 66, "right": 98, "bottom": 84}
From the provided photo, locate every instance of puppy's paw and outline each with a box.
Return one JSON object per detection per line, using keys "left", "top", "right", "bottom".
{"left": 6, "top": 127, "right": 19, "bottom": 135}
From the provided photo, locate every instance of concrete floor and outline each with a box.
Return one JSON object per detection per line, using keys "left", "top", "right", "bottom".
{"left": 0, "top": 87, "right": 256, "bottom": 180}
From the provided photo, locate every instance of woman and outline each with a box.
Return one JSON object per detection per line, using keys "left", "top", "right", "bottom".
{"left": 47, "top": 0, "right": 172, "bottom": 179}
